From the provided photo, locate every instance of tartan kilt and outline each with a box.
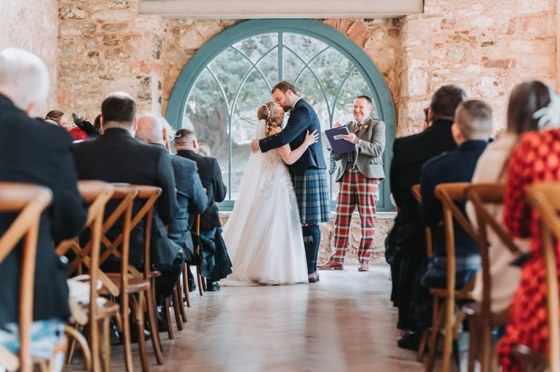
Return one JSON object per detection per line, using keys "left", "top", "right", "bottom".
{"left": 292, "top": 169, "right": 330, "bottom": 225}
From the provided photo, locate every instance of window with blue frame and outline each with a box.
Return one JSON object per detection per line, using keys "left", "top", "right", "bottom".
{"left": 166, "top": 20, "right": 396, "bottom": 211}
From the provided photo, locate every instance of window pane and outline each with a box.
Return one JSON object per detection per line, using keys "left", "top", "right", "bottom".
{"left": 230, "top": 68, "right": 270, "bottom": 199}
{"left": 233, "top": 33, "right": 278, "bottom": 64}
{"left": 283, "top": 33, "right": 328, "bottom": 63}
{"left": 184, "top": 68, "right": 229, "bottom": 193}
{"left": 208, "top": 47, "right": 252, "bottom": 105}
{"left": 257, "top": 47, "right": 278, "bottom": 90}
{"left": 332, "top": 68, "right": 376, "bottom": 126}
{"left": 283, "top": 48, "right": 305, "bottom": 84}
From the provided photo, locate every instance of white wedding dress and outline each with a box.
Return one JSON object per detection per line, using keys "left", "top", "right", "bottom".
{"left": 222, "top": 120, "right": 308, "bottom": 285}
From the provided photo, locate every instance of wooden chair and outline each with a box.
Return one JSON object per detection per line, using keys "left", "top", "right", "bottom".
{"left": 425, "top": 183, "right": 477, "bottom": 372}
{"left": 0, "top": 183, "right": 53, "bottom": 372}
{"left": 96, "top": 185, "right": 165, "bottom": 371}
{"left": 411, "top": 184, "right": 434, "bottom": 362}
{"left": 463, "top": 183, "right": 521, "bottom": 372}
{"left": 522, "top": 183, "right": 560, "bottom": 372}
{"left": 56, "top": 181, "right": 118, "bottom": 371}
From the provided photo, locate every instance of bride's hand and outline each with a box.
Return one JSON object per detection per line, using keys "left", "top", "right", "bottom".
{"left": 305, "top": 130, "right": 319, "bottom": 146}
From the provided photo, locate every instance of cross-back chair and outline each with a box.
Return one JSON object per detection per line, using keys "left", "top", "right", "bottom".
{"left": 0, "top": 183, "right": 53, "bottom": 372}
{"left": 56, "top": 181, "right": 117, "bottom": 372}
{"left": 425, "top": 182, "right": 477, "bottom": 372}
{"left": 96, "top": 184, "right": 165, "bottom": 371}
{"left": 411, "top": 184, "right": 434, "bottom": 362}
{"left": 463, "top": 183, "right": 521, "bottom": 372}
{"left": 523, "top": 182, "right": 560, "bottom": 372}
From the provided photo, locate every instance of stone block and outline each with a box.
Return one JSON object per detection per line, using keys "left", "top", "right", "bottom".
{"left": 91, "top": 10, "right": 133, "bottom": 23}
{"left": 59, "top": 4, "right": 86, "bottom": 20}
{"left": 101, "top": 23, "right": 130, "bottom": 32}
{"left": 472, "top": 76, "right": 506, "bottom": 98}
{"left": 59, "top": 21, "right": 97, "bottom": 37}
{"left": 516, "top": 0, "right": 554, "bottom": 14}
{"left": 109, "top": 0, "right": 130, "bottom": 10}
{"left": 519, "top": 15, "right": 555, "bottom": 37}
{"left": 481, "top": 57, "right": 515, "bottom": 69}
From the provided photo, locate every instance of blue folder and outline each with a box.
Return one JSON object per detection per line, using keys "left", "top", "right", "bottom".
{"left": 325, "top": 127, "right": 355, "bottom": 154}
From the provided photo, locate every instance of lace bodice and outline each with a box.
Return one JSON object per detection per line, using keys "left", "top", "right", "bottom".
{"left": 257, "top": 150, "right": 295, "bottom": 210}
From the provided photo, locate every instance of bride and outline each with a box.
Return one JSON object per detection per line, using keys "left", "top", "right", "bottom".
{"left": 222, "top": 101, "right": 319, "bottom": 285}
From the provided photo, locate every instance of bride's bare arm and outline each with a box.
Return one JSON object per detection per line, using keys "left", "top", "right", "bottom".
{"left": 277, "top": 130, "right": 319, "bottom": 165}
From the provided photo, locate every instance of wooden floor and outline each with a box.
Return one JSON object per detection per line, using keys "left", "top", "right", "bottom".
{"left": 71, "top": 265, "right": 433, "bottom": 372}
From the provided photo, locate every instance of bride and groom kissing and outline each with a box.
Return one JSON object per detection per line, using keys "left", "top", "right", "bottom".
{"left": 222, "top": 80, "right": 330, "bottom": 285}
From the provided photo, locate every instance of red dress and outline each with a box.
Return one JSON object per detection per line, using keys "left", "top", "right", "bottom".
{"left": 499, "top": 129, "right": 560, "bottom": 371}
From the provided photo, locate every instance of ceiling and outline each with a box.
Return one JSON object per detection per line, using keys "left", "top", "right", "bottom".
{"left": 138, "top": 0, "right": 424, "bottom": 19}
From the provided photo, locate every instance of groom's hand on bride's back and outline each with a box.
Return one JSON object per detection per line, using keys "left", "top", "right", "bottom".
{"left": 250, "top": 138, "right": 260, "bottom": 153}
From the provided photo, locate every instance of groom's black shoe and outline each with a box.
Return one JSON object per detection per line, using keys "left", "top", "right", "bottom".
{"left": 205, "top": 280, "right": 221, "bottom": 292}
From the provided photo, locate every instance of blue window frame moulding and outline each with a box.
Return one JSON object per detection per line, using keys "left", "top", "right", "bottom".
{"left": 166, "top": 19, "right": 396, "bottom": 212}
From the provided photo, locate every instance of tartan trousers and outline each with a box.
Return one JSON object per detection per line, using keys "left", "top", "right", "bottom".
{"left": 332, "top": 167, "right": 380, "bottom": 263}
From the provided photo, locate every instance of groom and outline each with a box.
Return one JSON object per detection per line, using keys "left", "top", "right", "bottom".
{"left": 251, "top": 81, "right": 330, "bottom": 283}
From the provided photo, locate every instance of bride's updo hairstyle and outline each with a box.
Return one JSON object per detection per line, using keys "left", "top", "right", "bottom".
{"left": 257, "top": 101, "right": 281, "bottom": 137}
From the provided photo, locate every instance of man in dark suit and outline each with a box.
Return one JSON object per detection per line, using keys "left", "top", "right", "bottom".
{"left": 250, "top": 81, "right": 330, "bottom": 283}
{"left": 73, "top": 92, "right": 180, "bottom": 307}
{"left": 388, "top": 84, "right": 466, "bottom": 349}
{"left": 0, "top": 48, "right": 87, "bottom": 347}
{"left": 136, "top": 114, "right": 208, "bottom": 293}
{"left": 420, "top": 100, "right": 491, "bottom": 288}
{"left": 319, "top": 95, "right": 386, "bottom": 272}
{"left": 174, "top": 128, "right": 228, "bottom": 291}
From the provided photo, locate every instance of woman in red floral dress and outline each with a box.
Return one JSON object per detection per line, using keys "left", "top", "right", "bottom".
{"left": 499, "top": 104, "right": 560, "bottom": 370}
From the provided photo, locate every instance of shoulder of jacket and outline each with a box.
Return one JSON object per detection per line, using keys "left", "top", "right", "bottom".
{"left": 422, "top": 152, "right": 449, "bottom": 171}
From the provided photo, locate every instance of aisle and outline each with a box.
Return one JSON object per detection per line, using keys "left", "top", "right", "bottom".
{"left": 72, "top": 265, "right": 426, "bottom": 372}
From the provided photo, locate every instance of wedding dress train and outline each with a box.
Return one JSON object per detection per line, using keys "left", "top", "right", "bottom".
{"left": 222, "top": 121, "right": 308, "bottom": 285}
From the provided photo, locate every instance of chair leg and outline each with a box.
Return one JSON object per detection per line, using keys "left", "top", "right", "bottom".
{"left": 131, "top": 294, "right": 150, "bottom": 372}
{"left": 164, "top": 297, "right": 174, "bottom": 340}
{"left": 426, "top": 299, "right": 444, "bottom": 372}
{"left": 417, "top": 330, "right": 429, "bottom": 362}
{"left": 172, "top": 284, "right": 184, "bottom": 329}
{"left": 182, "top": 264, "right": 191, "bottom": 308}
{"left": 90, "top": 310, "right": 101, "bottom": 372}
{"left": 441, "top": 299, "right": 455, "bottom": 372}
{"left": 176, "top": 281, "right": 187, "bottom": 323}
{"left": 102, "top": 318, "right": 112, "bottom": 372}
{"left": 64, "top": 323, "right": 79, "bottom": 366}
{"left": 121, "top": 293, "right": 134, "bottom": 372}
{"left": 196, "top": 265, "right": 204, "bottom": 296}
{"left": 145, "top": 286, "right": 164, "bottom": 365}
{"left": 452, "top": 339, "right": 460, "bottom": 370}
{"left": 467, "top": 316, "right": 479, "bottom": 372}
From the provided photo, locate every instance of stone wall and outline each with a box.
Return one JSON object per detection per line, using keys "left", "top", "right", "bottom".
{"left": 399, "top": 0, "right": 557, "bottom": 137}
{"left": 0, "top": 0, "right": 59, "bottom": 110}
{"left": 57, "top": 0, "right": 166, "bottom": 118}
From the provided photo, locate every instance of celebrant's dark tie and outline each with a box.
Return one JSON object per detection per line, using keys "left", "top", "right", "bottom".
{"left": 354, "top": 122, "right": 362, "bottom": 134}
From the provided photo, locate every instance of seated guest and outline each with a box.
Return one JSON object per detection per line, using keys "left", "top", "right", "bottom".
{"left": 73, "top": 93, "right": 180, "bottom": 310}
{"left": 388, "top": 85, "right": 466, "bottom": 349}
{"left": 45, "top": 109, "right": 68, "bottom": 128}
{"left": 0, "top": 48, "right": 87, "bottom": 365}
{"left": 466, "top": 81, "right": 550, "bottom": 314}
{"left": 498, "top": 88, "right": 560, "bottom": 371}
{"left": 136, "top": 114, "right": 207, "bottom": 293}
{"left": 420, "top": 100, "right": 492, "bottom": 288}
{"left": 174, "top": 128, "right": 230, "bottom": 291}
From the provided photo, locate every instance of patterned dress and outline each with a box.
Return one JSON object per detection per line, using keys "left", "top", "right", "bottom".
{"left": 499, "top": 129, "right": 560, "bottom": 371}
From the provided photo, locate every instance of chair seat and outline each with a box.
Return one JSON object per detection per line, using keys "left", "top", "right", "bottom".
{"left": 513, "top": 344, "right": 547, "bottom": 370}
{"left": 149, "top": 270, "right": 162, "bottom": 278}
{"left": 461, "top": 302, "right": 510, "bottom": 326}
{"left": 94, "top": 300, "right": 120, "bottom": 320}
{"left": 429, "top": 287, "right": 474, "bottom": 301}
{"left": 105, "top": 276, "right": 151, "bottom": 294}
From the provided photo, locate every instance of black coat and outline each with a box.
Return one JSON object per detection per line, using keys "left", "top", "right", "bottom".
{"left": 259, "top": 98, "right": 326, "bottom": 174}
{"left": 176, "top": 150, "right": 227, "bottom": 232}
{"left": 166, "top": 152, "right": 208, "bottom": 259}
{"left": 0, "top": 94, "right": 88, "bottom": 324}
{"left": 73, "top": 128, "right": 179, "bottom": 268}
{"left": 388, "top": 120, "right": 457, "bottom": 255}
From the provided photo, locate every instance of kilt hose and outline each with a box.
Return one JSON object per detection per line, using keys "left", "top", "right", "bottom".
{"left": 332, "top": 168, "right": 380, "bottom": 263}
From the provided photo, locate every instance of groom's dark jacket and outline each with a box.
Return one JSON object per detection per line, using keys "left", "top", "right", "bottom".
{"left": 259, "top": 98, "right": 326, "bottom": 174}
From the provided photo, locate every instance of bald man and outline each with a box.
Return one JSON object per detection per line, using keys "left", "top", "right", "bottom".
{"left": 136, "top": 115, "right": 207, "bottom": 293}
{"left": 0, "top": 48, "right": 87, "bottom": 366}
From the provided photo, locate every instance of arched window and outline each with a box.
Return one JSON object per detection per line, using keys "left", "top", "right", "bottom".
{"left": 167, "top": 19, "right": 396, "bottom": 211}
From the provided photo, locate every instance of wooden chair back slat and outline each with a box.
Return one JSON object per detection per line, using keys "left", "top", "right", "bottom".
{"left": 435, "top": 182, "right": 478, "bottom": 242}
{"left": 411, "top": 184, "right": 433, "bottom": 257}
{"left": 527, "top": 182, "right": 560, "bottom": 371}
{"left": 0, "top": 183, "right": 52, "bottom": 372}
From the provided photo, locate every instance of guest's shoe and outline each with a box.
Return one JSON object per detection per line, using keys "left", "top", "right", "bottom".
{"left": 308, "top": 271, "right": 319, "bottom": 283}
{"left": 358, "top": 262, "right": 370, "bottom": 272}
{"left": 397, "top": 330, "right": 422, "bottom": 351}
{"left": 317, "top": 260, "right": 343, "bottom": 270}
{"left": 188, "top": 278, "right": 197, "bottom": 293}
{"left": 156, "top": 305, "right": 168, "bottom": 333}
{"left": 205, "top": 280, "right": 221, "bottom": 292}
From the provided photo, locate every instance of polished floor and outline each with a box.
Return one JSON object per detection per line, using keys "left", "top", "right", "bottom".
{"left": 71, "top": 265, "right": 434, "bottom": 372}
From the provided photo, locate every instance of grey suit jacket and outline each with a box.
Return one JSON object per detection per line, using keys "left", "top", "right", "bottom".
{"left": 333, "top": 117, "right": 386, "bottom": 181}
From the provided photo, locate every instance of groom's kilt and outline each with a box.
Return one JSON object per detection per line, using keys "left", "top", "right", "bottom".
{"left": 292, "top": 169, "right": 330, "bottom": 225}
